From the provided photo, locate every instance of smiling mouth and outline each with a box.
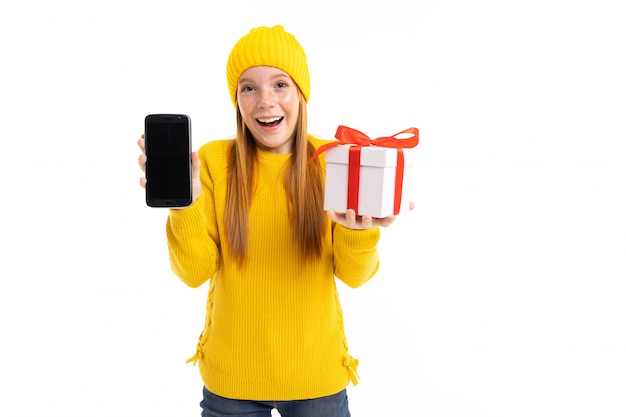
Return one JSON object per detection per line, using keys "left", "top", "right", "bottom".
{"left": 257, "top": 116, "right": 284, "bottom": 127}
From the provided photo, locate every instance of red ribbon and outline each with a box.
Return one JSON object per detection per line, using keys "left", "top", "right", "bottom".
{"left": 311, "top": 126, "right": 419, "bottom": 216}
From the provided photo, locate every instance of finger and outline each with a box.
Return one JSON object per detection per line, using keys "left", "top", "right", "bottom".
{"left": 138, "top": 135, "right": 145, "bottom": 152}
{"left": 138, "top": 153, "right": 147, "bottom": 172}
{"left": 409, "top": 201, "right": 415, "bottom": 211}
{"left": 139, "top": 176, "right": 147, "bottom": 189}
{"left": 345, "top": 209, "right": 357, "bottom": 228}
{"left": 328, "top": 210, "right": 347, "bottom": 224}
{"left": 360, "top": 214, "right": 373, "bottom": 229}
{"left": 191, "top": 151, "right": 200, "bottom": 178}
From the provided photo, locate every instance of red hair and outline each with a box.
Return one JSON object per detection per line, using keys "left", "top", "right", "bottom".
{"left": 225, "top": 93, "right": 327, "bottom": 265}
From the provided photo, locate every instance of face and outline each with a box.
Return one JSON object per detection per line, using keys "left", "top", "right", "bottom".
{"left": 237, "top": 66, "right": 300, "bottom": 154}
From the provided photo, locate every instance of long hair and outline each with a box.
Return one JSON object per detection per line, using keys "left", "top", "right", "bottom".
{"left": 225, "top": 92, "right": 327, "bottom": 265}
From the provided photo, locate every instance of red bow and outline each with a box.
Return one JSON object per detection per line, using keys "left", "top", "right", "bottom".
{"left": 310, "top": 125, "right": 419, "bottom": 161}
{"left": 311, "top": 126, "right": 419, "bottom": 216}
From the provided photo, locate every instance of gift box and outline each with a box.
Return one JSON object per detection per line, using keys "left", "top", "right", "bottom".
{"left": 313, "top": 126, "right": 419, "bottom": 218}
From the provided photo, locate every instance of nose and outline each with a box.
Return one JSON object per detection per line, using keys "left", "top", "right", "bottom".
{"left": 257, "top": 88, "right": 275, "bottom": 108}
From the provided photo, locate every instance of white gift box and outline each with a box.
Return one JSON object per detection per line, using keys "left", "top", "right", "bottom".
{"left": 324, "top": 144, "right": 415, "bottom": 218}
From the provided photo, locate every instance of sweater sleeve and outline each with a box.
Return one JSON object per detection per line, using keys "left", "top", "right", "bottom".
{"left": 165, "top": 146, "right": 221, "bottom": 288}
{"left": 332, "top": 224, "right": 380, "bottom": 288}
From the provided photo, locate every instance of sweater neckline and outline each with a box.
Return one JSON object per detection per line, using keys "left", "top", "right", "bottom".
{"left": 256, "top": 148, "right": 292, "bottom": 163}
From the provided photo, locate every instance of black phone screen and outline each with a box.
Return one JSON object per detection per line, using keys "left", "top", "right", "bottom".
{"left": 144, "top": 114, "right": 192, "bottom": 207}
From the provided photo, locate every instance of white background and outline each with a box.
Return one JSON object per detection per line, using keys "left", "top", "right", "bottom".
{"left": 1, "top": 1, "right": 625, "bottom": 416}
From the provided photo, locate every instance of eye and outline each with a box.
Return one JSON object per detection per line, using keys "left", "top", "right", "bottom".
{"left": 240, "top": 85, "right": 255, "bottom": 93}
{"left": 276, "top": 81, "right": 289, "bottom": 88}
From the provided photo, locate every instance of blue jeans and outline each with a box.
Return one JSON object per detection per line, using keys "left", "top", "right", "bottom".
{"left": 200, "top": 386, "right": 351, "bottom": 417}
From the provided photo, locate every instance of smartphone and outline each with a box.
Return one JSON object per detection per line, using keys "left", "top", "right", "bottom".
{"left": 144, "top": 114, "right": 192, "bottom": 207}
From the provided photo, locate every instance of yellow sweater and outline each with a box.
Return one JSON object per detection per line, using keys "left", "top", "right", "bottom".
{"left": 165, "top": 136, "right": 380, "bottom": 401}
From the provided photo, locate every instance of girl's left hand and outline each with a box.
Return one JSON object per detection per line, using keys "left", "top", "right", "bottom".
{"left": 328, "top": 202, "right": 415, "bottom": 230}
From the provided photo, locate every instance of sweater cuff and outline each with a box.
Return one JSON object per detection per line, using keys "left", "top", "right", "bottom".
{"left": 167, "top": 201, "right": 206, "bottom": 238}
{"left": 334, "top": 224, "right": 380, "bottom": 245}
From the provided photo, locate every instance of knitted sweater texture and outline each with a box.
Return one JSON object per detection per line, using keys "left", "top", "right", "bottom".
{"left": 166, "top": 136, "right": 380, "bottom": 401}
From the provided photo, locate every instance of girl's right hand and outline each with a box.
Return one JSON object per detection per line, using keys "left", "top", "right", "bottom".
{"left": 137, "top": 134, "right": 202, "bottom": 206}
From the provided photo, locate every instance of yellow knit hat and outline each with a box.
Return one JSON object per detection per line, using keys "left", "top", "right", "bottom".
{"left": 226, "top": 25, "right": 310, "bottom": 107}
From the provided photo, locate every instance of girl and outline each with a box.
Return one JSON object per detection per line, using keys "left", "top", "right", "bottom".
{"left": 138, "top": 25, "right": 406, "bottom": 417}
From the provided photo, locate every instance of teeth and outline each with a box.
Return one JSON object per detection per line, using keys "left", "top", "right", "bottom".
{"left": 258, "top": 117, "right": 281, "bottom": 123}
